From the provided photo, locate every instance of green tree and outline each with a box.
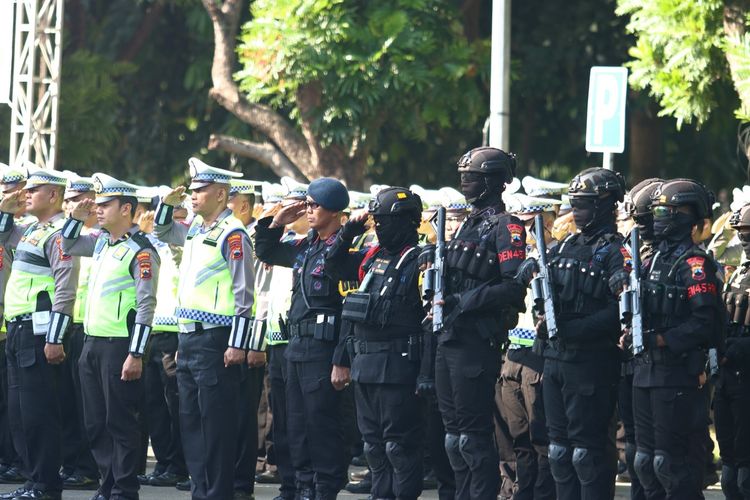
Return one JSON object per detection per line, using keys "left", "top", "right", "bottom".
{"left": 202, "top": 0, "right": 486, "bottom": 187}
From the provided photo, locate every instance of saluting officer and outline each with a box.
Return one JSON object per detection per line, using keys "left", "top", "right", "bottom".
{"left": 632, "top": 179, "right": 720, "bottom": 500}
{"left": 153, "top": 158, "right": 255, "bottom": 500}
{"left": 254, "top": 178, "right": 354, "bottom": 500}
{"left": 716, "top": 202, "right": 750, "bottom": 500}
{"left": 436, "top": 147, "right": 527, "bottom": 500}
{"left": 61, "top": 173, "right": 160, "bottom": 500}
{"left": 0, "top": 167, "right": 79, "bottom": 500}
{"left": 541, "top": 167, "right": 629, "bottom": 500}
{"left": 329, "top": 187, "right": 428, "bottom": 500}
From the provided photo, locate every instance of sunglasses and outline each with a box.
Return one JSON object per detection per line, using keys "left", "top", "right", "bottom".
{"left": 651, "top": 205, "right": 677, "bottom": 218}
{"left": 305, "top": 201, "right": 321, "bottom": 210}
{"left": 460, "top": 172, "right": 484, "bottom": 183}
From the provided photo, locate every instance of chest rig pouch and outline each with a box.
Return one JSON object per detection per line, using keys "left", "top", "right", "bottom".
{"left": 549, "top": 234, "right": 611, "bottom": 314}
{"left": 724, "top": 266, "right": 750, "bottom": 334}
{"left": 341, "top": 247, "right": 419, "bottom": 327}
{"left": 445, "top": 215, "right": 503, "bottom": 294}
{"left": 643, "top": 251, "right": 694, "bottom": 329}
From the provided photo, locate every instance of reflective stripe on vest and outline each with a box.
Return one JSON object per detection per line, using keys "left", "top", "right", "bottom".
{"left": 85, "top": 236, "right": 145, "bottom": 338}
{"left": 176, "top": 214, "right": 246, "bottom": 325}
{"left": 4, "top": 219, "right": 65, "bottom": 319}
{"left": 73, "top": 256, "right": 92, "bottom": 323}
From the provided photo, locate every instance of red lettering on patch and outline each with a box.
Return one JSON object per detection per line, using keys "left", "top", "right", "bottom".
{"left": 137, "top": 252, "right": 152, "bottom": 280}
{"left": 497, "top": 248, "right": 526, "bottom": 263}
{"left": 620, "top": 247, "right": 632, "bottom": 271}
{"left": 507, "top": 224, "right": 524, "bottom": 247}
{"left": 687, "top": 281, "right": 717, "bottom": 298}
{"left": 228, "top": 233, "right": 243, "bottom": 260}
{"left": 56, "top": 237, "right": 71, "bottom": 261}
{"left": 686, "top": 256, "right": 706, "bottom": 281}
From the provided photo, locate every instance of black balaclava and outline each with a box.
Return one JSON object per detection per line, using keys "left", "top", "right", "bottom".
{"left": 571, "top": 195, "right": 616, "bottom": 235}
{"left": 461, "top": 173, "right": 504, "bottom": 209}
{"left": 738, "top": 231, "right": 750, "bottom": 259}
{"left": 653, "top": 208, "right": 697, "bottom": 243}
{"left": 634, "top": 213, "right": 655, "bottom": 244}
{"left": 374, "top": 215, "right": 418, "bottom": 253}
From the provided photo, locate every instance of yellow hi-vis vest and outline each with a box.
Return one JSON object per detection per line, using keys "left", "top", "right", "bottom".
{"left": 73, "top": 256, "right": 92, "bottom": 324}
{"left": 152, "top": 243, "right": 179, "bottom": 332}
{"left": 175, "top": 214, "right": 247, "bottom": 325}
{"left": 85, "top": 233, "right": 150, "bottom": 338}
{"left": 4, "top": 219, "right": 66, "bottom": 320}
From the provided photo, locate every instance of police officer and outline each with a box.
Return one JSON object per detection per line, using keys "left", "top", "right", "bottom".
{"left": 500, "top": 194, "right": 560, "bottom": 500}
{"left": 632, "top": 178, "right": 720, "bottom": 500}
{"left": 329, "top": 187, "right": 427, "bottom": 500}
{"left": 227, "top": 179, "right": 266, "bottom": 500}
{"left": 435, "top": 147, "right": 527, "bottom": 500}
{"left": 153, "top": 158, "right": 255, "bottom": 500}
{"left": 0, "top": 167, "right": 79, "bottom": 500}
{"left": 61, "top": 173, "right": 159, "bottom": 500}
{"left": 620, "top": 178, "right": 663, "bottom": 500}
{"left": 254, "top": 177, "right": 354, "bottom": 500}
{"left": 716, "top": 202, "right": 750, "bottom": 500}
{"left": 541, "top": 167, "right": 628, "bottom": 500}
{"left": 58, "top": 175, "right": 100, "bottom": 491}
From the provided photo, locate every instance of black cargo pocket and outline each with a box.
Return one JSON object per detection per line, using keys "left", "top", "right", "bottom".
{"left": 196, "top": 368, "right": 218, "bottom": 387}
{"left": 301, "top": 377, "right": 323, "bottom": 393}
{"left": 17, "top": 347, "right": 35, "bottom": 368}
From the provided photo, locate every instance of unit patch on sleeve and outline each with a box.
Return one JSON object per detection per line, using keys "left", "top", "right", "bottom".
{"left": 507, "top": 224, "right": 524, "bottom": 247}
{"left": 686, "top": 256, "right": 706, "bottom": 281}
{"left": 137, "top": 252, "right": 152, "bottom": 280}
{"left": 228, "top": 233, "right": 243, "bottom": 260}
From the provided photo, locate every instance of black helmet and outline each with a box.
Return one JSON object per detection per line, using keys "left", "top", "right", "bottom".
{"left": 729, "top": 204, "right": 750, "bottom": 230}
{"left": 624, "top": 178, "right": 663, "bottom": 217}
{"left": 651, "top": 179, "right": 714, "bottom": 219}
{"left": 457, "top": 147, "right": 516, "bottom": 184}
{"left": 368, "top": 187, "right": 422, "bottom": 219}
{"left": 568, "top": 167, "right": 626, "bottom": 202}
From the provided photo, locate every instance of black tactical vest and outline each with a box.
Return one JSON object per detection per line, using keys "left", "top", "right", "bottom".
{"left": 724, "top": 264, "right": 750, "bottom": 337}
{"left": 642, "top": 251, "right": 695, "bottom": 331}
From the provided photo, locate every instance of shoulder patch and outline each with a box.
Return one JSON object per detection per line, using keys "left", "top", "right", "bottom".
{"left": 686, "top": 256, "right": 706, "bottom": 281}
{"left": 228, "top": 232, "right": 243, "bottom": 260}
{"left": 620, "top": 247, "right": 632, "bottom": 271}
{"left": 137, "top": 251, "right": 152, "bottom": 280}
{"left": 507, "top": 223, "right": 524, "bottom": 247}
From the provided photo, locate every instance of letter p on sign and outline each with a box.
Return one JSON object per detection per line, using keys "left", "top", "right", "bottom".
{"left": 585, "top": 67, "right": 628, "bottom": 154}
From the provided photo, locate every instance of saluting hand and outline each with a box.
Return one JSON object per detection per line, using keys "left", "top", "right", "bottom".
{"left": 44, "top": 343, "right": 65, "bottom": 365}
{"left": 0, "top": 190, "right": 24, "bottom": 214}
{"left": 121, "top": 355, "right": 143, "bottom": 381}
{"left": 270, "top": 201, "right": 306, "bottom": 228}
{"left": 224, "top": 347, "right": 245, "bottom": 367}
{"left": 163, "top": 186, "right": 187, "bottom": 207}
{"left": 71, "top": 198, "right": 96, "bottom": 222}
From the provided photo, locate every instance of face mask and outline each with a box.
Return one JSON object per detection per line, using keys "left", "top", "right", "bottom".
{"left": 652, "top": 209, "right": 696, "bottom": 242}
{"left": 374, "top": 216, "right": 413, "bottom": 252}
{"left": 460, "top": 173, "right": 503, "bottom": 205}
{"left": 738, "top": 231, "right": 750, "bottom": 258}
{"left": 633, "top": 214, "right": 654, "bottom": 242}
{"left": 571, "top": 196, "right": 615, "bottom": 234}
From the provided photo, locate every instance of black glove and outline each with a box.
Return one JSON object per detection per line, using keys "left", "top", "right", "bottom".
{"left": 415, "top": 375, "right": 436, "bottom": 398}
{"left": 418, "top": 244, "right": 436, "bottom": 269}
{"left": 341, "top": 218, "right": 368, "bottom": 240}
{"left": 514, "top": 257, "right": 538, "bottom": 287}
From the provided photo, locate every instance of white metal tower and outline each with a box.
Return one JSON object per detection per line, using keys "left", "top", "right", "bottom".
{"left": 9, "top": 0, "right": 64, "bottom": 169}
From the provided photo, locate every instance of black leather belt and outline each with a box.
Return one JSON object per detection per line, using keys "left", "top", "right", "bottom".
{"left": 353, "top": 338, "right": 411, "bottom": 355}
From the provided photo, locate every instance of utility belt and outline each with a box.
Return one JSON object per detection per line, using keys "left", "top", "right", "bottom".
{"left": 643, "top": 282, "right": 689, "bottom": 318}
{"left": 548, "top": 336, "right": 612, "bottom": 352}
{"left": 550, "top": 257, "right": 609, "bottom": 304}
{"left": 6, "top": 313, "right": 32, "bottom": 324}
{"left": 724, "top": 289, "right": 750, "bottom": 326}
{"left": 8, "top": 311, "right": 49, "bottom": 336}
{"left": 178, "top": 322, "right": 224, "bottom": 334}
{"left": 636, "top": 346, "right": 706, "bottom": 371}
{"left": 284, "top": 314, "right": 338, "bottom": 342}
{"left": 445, "top": 240, "right": 500, "bottom": 280}
{"left": 350, "top": 334, "right": 421, "bottom": 361}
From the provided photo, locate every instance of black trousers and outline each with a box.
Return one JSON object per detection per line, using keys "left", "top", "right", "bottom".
{"left": 355, "top": 382, "right": 424, "bottom": 500}
{"left": 60, "top": 324, "right": 98, "bottom": 478}
{"left": 79, "top": 336, "right": 142, "bottom": 500}
{"left": 424, "top": 396, "right": 456, "bottom": 500}
{"left": 6, "top": 320, "right": 62, "bottom": 494}
{"left": 234, "top": 363, "right": 265, "bottom": 493}
{"left": 633, "top": 385, "right": 706, "bottom": 500}
{"left": 177, "top": 328, "right": 240, "bottom": 500}
{"left": 715, "top": 369, "right": 750, "bottom": 468}
{"left": 435, "top": 334, "right": 500, "bottom": 500}
{"left": 0, "top": 336, "right": 19, "bottom": 468}
{"left": 543, "top": 356, "right": 618, "bottom": 500}
{"left": 500, "top": 358, "right": 555, "bottom": 500}
{"left": 142, "top": 332, "right": 186, "bottom": 477}
{"left": 269, "top": 344, "right": 297, "bottom": 499}
{"left": 286, "top": 355, "right": 347, "bottom": 496}
{"left": 618, "top": 371, "right": 649, "bottom": 500}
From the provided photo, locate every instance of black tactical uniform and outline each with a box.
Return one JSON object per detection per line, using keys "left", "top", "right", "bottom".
{"left": 329, "top": 187, "right": 427, "bottom": 500}
{"left": 542, "top": 167, "right": 629, "bottom": 500}
{"left": 620, "top": 178, "right": 664, "bottom": 500}
{"left": 714, "top": 204, "right": 750, "bottom": 500}
{"left": 254, "top": 178, "right": 355, "bottom": 500}
{"left": 633, "top": 179, "right": 720, "bottom": 500}
{"left": 436, "top": 147, "right": 527, "bottom": 500}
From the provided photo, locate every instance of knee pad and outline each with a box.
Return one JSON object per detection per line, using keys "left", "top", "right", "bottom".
{"left": 653, "top": 452, "right": 676, "bottom": 493}
{"left": 624, "top": 442, "right": 637, "bottom": 471}
{"left": 633, "top": 450, "right": 658, "bottom": 491}
{"left": 572, "top": 447, "right": 598, "bottom": 486}
{"left": 738, "top": 466, "right": 750, "bottom": 497}
{"left": 721, "top": 465, "right": 741, "bottom": 499}
{"left": 364, "top": 441, "right": 388, "bottom": 473}
{"left": 458, "top": 433, "right": 495, "bottom": 471}
{"left": 444, "top": 433, "right": 466, "bottom": 472}
{"left": 385, "top": 441, "right": 414, "bottom": 471}
{"left": 548, "top": 442, "right": 575, "bottom": 484}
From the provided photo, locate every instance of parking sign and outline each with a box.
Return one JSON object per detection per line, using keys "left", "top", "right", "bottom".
{"left": 585, "top": 67, "right": 628, "bottom": 154}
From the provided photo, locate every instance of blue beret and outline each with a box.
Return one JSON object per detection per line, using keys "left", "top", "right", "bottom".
{"left": 308, "top": 177, "right": 349, "bottom": 211}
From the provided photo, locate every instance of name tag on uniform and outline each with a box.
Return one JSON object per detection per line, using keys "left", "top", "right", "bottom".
{"left": 204, "top": 227, "right": 224, "bottom": 247}
{"left": 371, "top": 258, "right": 391, "bottom": 275}
{"left": 112, "top": 246, "right": 131, "bottom": 261}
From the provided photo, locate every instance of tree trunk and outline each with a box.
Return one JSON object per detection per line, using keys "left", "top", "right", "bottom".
{"left": 628, "top": 102, "right": 662, "bottom": 183}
